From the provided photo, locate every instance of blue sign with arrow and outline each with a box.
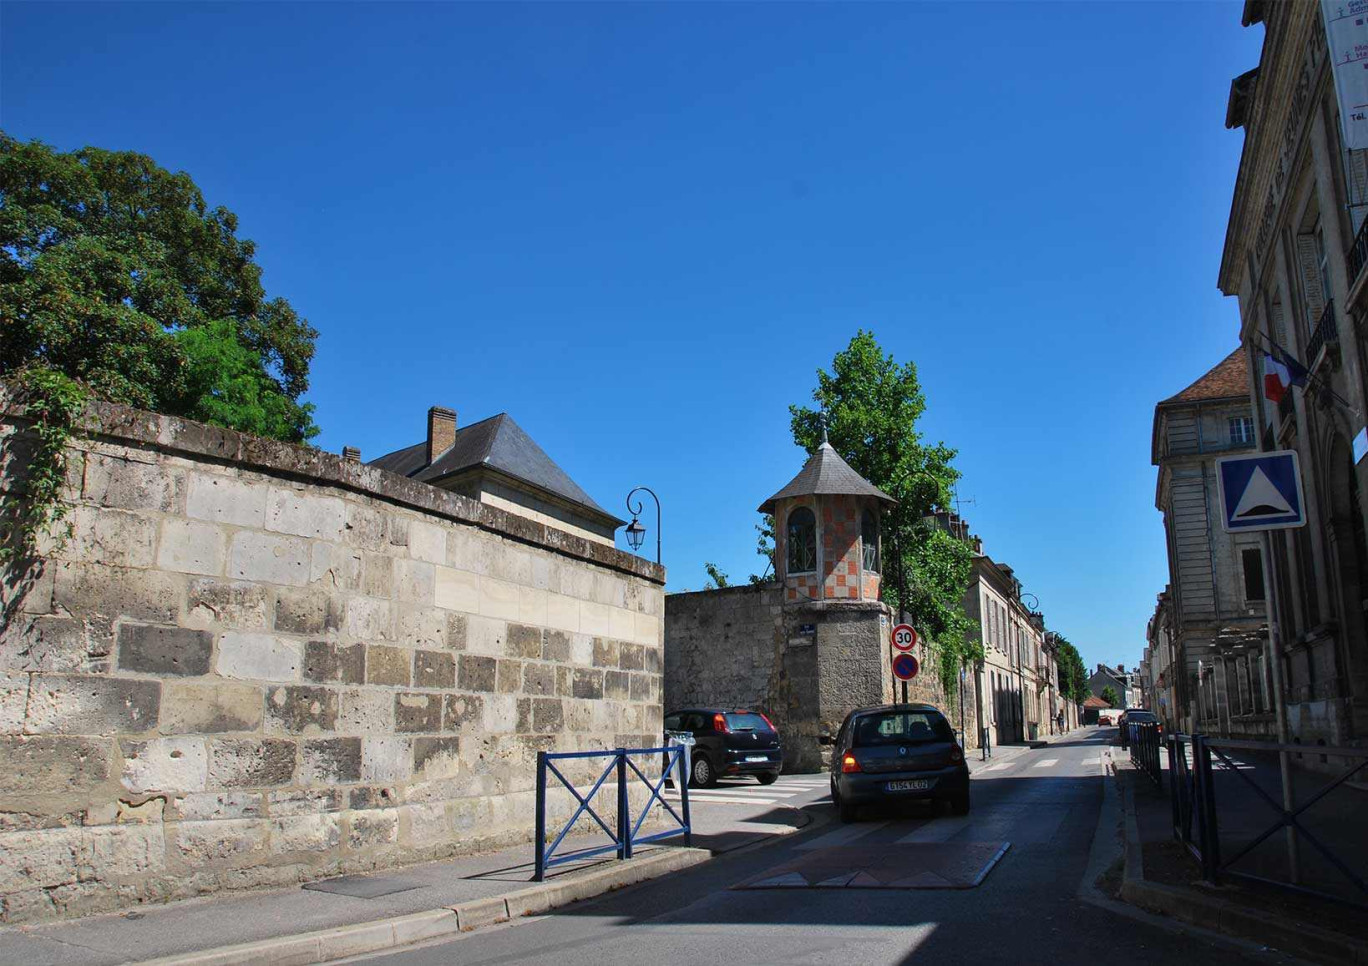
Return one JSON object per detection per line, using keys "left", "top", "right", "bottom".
{"left": 1216, "top": 450, "right": 1306, "bottom": 532}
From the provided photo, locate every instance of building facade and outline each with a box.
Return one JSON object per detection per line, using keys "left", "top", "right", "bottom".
{"left": 1219, "top": 1, "right": 1368, "bottom": 749}
{"left": 1151, "top": 350, "right": 1272, "bottom": 736}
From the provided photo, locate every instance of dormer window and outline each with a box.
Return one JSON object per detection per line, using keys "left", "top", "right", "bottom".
{"left": 786, "top": 506, "right": 817, "bottom": 574}
{"left": 861, "top": 509, "right": 880, "bottom": 572}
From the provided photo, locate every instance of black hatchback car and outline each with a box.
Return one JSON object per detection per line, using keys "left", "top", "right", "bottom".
{"left": 825, "top": 703, "right": 969, "bottom": 822}
{"left": 664, "top": 709, "right": 783, "bottom": 787}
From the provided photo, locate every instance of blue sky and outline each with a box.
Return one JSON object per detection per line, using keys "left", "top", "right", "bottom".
{"left": 2, "top": 2, "right": 1265, "bottom": 672}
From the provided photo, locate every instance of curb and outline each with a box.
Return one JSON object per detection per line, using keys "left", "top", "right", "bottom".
{"left": 132, "top": 847, "right": 712, "bottom": 966}
{"left": 1115, "top": 760, "right": 1367, "bottom": 966}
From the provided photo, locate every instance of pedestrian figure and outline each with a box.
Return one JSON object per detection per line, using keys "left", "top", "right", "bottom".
{"left": 1056, "top": 711, "right": 1065, "bottom": 733}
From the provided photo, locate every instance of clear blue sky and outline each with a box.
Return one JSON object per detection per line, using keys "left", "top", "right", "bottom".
{"left": 2, "top": 2, "right": 1264, "bottom": 673}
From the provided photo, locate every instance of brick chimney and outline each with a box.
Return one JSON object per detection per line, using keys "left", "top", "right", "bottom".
{"left": 427, "top": 407, "right": 457, "bottom": 464}
{"left": 342, "top": 446, "right": 361, "bottom": 463}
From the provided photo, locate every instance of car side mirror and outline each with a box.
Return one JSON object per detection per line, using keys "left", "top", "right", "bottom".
{"left": 817, "top": 734, "right": 834, "bottom": 746}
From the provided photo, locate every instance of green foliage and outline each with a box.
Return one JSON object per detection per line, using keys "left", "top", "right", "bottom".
{"left": 1052, "top": 635, "right": 1090, "bottom": 702}
{"left": 749, "top": 514, "right": 775, "bottom": 584}
{"left": 789, "top": 330, "right": 975, "bottom": 697}
{"left": 1100, "top": 684, "right": 1119, "bottom": 708}
{"left": 704, "top": 562, "right": 730, "bottom": 589}
{"left": 0, "top": 133, "right": 318, "bottom": 442}
{"left": 0, "top": 366, "right": 89, "bottom": 565}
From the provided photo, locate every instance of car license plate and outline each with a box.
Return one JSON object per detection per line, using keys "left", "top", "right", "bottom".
{"left": 886, "top": 779, "right": 933, "bottom": 792}
{"left": 746, "top": 755, "right": 768, "bottom": 762}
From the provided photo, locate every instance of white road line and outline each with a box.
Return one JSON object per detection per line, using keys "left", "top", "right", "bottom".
{"left": 663, "top": 794, "right": 780, "bottom": 805}
{"left": 795, "top": 821, "right": 889, "bottom": 850}
{"left": 1033, "top": 758, "right": 1059, "bottom": 769}
{"left": 1081, "top": 757, "right": 1102, "bottom": 765}
{"left": 974, "top": 762, "right": 1010, "bottom": 774}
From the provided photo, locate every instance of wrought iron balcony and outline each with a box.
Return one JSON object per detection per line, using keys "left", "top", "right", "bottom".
{"left": 1306, "top": 299, "right": 1339, "bottom": 368}
{"left": 1351, "top": 217, "right": 1368, "bottom": 288}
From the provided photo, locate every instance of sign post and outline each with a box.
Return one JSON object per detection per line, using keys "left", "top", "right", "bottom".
{"left": 890, "top": 624, "right": 919, "bottom": 703}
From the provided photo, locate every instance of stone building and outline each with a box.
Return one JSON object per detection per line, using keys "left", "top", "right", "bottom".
{"left": 665, "top": 435, "right": 977, "bottom": 771}
{"left": 1143, "top": 588, "right": 1180, "bottom": 730}
{"left": 0, "top": 392, "right": 663, "bottom": 923}
{"left": 1219, "top": 0, "right": 1368, "bottom": 750}
{"left": 1151, "top": 349, "right": 1272, "bottom": 736}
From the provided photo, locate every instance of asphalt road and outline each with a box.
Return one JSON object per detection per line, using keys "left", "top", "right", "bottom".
{"left": 347, "top": 729, "right": 1295, "bottom": 966}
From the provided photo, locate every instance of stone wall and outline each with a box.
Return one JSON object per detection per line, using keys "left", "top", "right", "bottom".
{"left": 0, "top": 392, "right": 664, "bottom": 923}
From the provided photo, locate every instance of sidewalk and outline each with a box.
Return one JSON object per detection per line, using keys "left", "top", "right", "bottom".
{"left": 970, "top": 724, "right": 1091, "bottom": 769}
{"left": 1113, "top": 746, "right": 1368, "bottom": 965}
{"left": 0, "top": 787, "right": 810, "bottom": 966}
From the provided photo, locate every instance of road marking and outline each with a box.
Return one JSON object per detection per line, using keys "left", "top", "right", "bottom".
{"left": 1081, "top": 757, "right": 1102, "bottom": 765}
{"left": 664, "top": 794, "right": 781, "bottom": 805}
{"left": 795, "top": 820, "right": 888, "bottom": 850}
{"left": 894, "top": 816, "right": 971, "bottom": 843}
{"left": 974, "top": 762, "right": 1010, "bottom": 773}
{"left": 1032, "top": 758, "right": 1059, "bottom": 768}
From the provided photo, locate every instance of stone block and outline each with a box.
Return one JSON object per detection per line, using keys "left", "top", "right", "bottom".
{"left": 517, "top": 586, "right": 548, "bottom": 625}
{"left": 580, "top": 602, "right": 611, "bottom": 636}
{"left": 174, "top": 818, "right": 268, "bottom": 865}
{"left": 160, "top": 681, "right": 263, "bottom": 734}
{"left": 53, "top": 563, "right": 181, "bottom": 624}
{"left": 522, "top": 663, "right": 557, "bottom": 696}
{"left": 265, "top": 686, "right": 338, "bottom": 735}
{"left": 489, "top": 546, "right": 534, "bottom": 585}
{"left": 216, "top": 632, "right": 300, "bottom": 682}
{"left": 156, "top": 518, "right": 226, "bottom": 576}
{"left": 185, "top": 579, "right": 269, "bottom": 631}
{"left": 604, "top": 670, "right": 630, "bottom": 700}
{"left": 348, "top": 808, "right": 398, "bottom": 849}
{"left": 459, "top": 655, "right": 497, "bottom": 692}
{"left": 464, "top": 615, "right": 506, "bottom": 656}
{"left": 24, "top": 675, "right": 160, "bottom": 735}
{"left": 268, "top": 787, "right": 343, "bottom": 816}
{"left": 619, "top": 642, "right": 645, "bottom": 671}
{"left": 344, "top": 504, "right": 387, "bottom": 551}
{"left": 361, "top": 552, "right": 394, "bottom": 598}
{"left": 387, "top": 558, "right": 433, "bottom": 606}
{"left": 396, "top": 607, "right": 446, "bottom": 649}
{"left": 569, "top": 633, "right": 593, "bottom": 666}
{"left": 337, "top": 688, "right": 393, "bottom": 735}
{"left": 408, "top": 520, "right": 447, "bottom": 565}
{"left": 120, "top": 736, "right": 208, "bottom": 793}
{"left": 270, "top": 813, "right": 341, "bottom": 853}
{"left": 348, "top": 785, "right": 398, "bottom": 810}
{"left": 483, "top": 694, "right": 518, "bottom": 734}
{"left": 434, "top": 566, "right": 479, "bottom": 613}
{"left": 346, "top": 596, "right": 392, "bottom": 641}
{"left": 629, "top": 673, "right": 653, "bottom": 702}
{"left": 175, "top": 791, "right": 263, "bottom": 821}
{"left": 543, "top": 630, "right": 572, "bottom": 663}
{"left": 388, "top": 517, "right": 409, "bottom": 549}
{"left": 496, "top": 659, "right": 522, "bottom": 694}
{"left": 478, "top": 575, "right": 520, "bottom": 621}
{"left": 445, "top": 613, "right": 467, "bottom": 651}
{"left": 61, "top": 506, "right": 157, "bottom": 569}
{"left": 207, "top": 738, "right": 297, "bottom": 788}
{"left": 274, "top": 587, "right": 342, "bottom": 636}
{"left": 227, "top": 532, "right": 310, "bottom": 587}
{"left": 592, "top": 638, "right": 619, "bottom": 668}
{"left": 362, "top": 736, "right": 412, "bottom": 782}
{"left": 532, "top": 698, "right": 564, "bottom": 733}
{"left": 309, "top": 541, "right": 362, "bottom": 591}
{"left": 608, "top": 606, "right": 635, "bottom": 642}
{"left": 366, "top": 645, "right": 411, "bottom": 687}
{"left": 82, "top": 453, "right": 181, "bottom": 513}
{"left": 412, "top": 737, "right": 461, "bottom": 779}
{"left": 406, "top": 801, "right": 449, "bottom": 845}
{"left": 265, "top": 487, "right": 345, "bottom": 541}
{"left": 300, "top": 738, "right": 361, "bottom": 784}
{"left": 644, "top": 646, "right": 661, "bottom": 674}
{"left": 0, "top": 736, "right": 111, "bottom": 798}
{"left": 0, "top": 825, "right": 82, "bottom": 893}
{"left": 414, "top": 650, "right": 455, "bottom": 689}
{"left": 634, "top": 612, "right": 660, "bottom": 646}
{"left": 83, "top": 822, "right": 167, "bottom": 878}
{"left": 116, "top": 623, "right": 213, "bottom": 676}
{"left": 572, "top": 668, "right": 604, "bottom": 700}
{"left": 2, "top": 615, "right": 114, "bottom": 674}
{"left": 441, "top": 693, "right": 483, "bottom": 733}
{"left": 1, "top": 674, "right": 28, "bottom": 732}
{"left": 394, "top": 692, "right": 441, "bottom": 733}
{"left": 186, "top": 473, "right": 266, "bottom": 528}
{"left": 302, "top": 641, "right": 365, "bottom": 685}
{"left": 505, "top": 623, "right": 544, "bottom": 660}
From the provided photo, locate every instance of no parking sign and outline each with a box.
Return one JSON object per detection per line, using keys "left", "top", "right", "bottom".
{"left": 892, "top": 653, "right": 920, "bottom": 681}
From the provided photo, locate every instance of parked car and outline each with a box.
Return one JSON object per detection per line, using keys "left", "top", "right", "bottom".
{"left": 663, "top": 709, "right": 783, "bottom": 787}
{"left": 1097, "top": 711, "right": 1116, "bottom": 727}
{"left": 1119, "top": 709, "right": 1159, "bottom": 748}
{"left": 824, "top": 703, "right": 969, "bottom": 823}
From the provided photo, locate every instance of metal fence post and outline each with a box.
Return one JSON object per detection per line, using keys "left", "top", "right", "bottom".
{"left": 616, "top": 749, "right": 630, "bottom": 860}
{"left": 534, "top": 750, "right": 547, "bottom": 882}
{"left": 1167, "top": 736, "right": 1180, "bottom": 837}
{"left": 679, "top": 746, "right": 692, "bottom": 848}
{"left": 1194, "top": 735, "right": 1221, "bottom": 883}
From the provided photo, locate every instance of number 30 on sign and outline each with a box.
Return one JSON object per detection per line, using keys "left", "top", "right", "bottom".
{"left": 891, "top": 623, "right": 918, "bottom": 651}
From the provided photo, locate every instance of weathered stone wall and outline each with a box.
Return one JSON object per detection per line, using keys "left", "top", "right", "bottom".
{"left": 0, "top": 393, "right": 664, "bottom": 923}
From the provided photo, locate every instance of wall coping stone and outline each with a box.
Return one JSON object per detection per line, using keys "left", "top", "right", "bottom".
{"left": 0, "top": 384, "right": 663, "bottom": 585}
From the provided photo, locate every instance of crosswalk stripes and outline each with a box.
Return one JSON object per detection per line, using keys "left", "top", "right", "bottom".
{"left": 662, "top": 776, "right": 823, "bottom": 807}
{"left": 1032, "top": 758, "right": 1059, "bottom": 768}
{"left": 795, "top": 821, "right": 888, "bottom": 850}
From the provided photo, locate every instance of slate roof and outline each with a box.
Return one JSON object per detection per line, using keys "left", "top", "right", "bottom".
{"left": 757, "top": 441, "right": 896, "bottom": 514}
{"left": 1161, "top": 349, "right": 1249, "bottom": 405}
{"left": 369, "top": 413, "right": 624, "bottom": 526}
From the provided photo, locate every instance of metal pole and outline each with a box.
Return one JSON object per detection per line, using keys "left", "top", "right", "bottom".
{"left": 1259, "top": 529, "right": 1300, "bottom": 883}
{"left": 625, "top": 487, "right": 662, "bottom": 566}
{"left": 616, "top": 750, "right": 630, "bottom": 860}
{"left": 534, "top": 751, "right": 547, "bottom": 881}
{"left": 679, "top": 746, "right": 692, "bottom": 848}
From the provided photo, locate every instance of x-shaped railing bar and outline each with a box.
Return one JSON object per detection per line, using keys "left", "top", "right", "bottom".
{"left": 624, "top": 746, "right": 686, "bottom": 841}
{"left": 1208, "top": 745, "right": 1368, "bottom": 894}
{"left": 542, "top": 756, "right": 621, "bottom": 864}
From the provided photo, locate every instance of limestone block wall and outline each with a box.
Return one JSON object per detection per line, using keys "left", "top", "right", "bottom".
{"left": 0, "top": 392, "right": 664, "bottom": 924}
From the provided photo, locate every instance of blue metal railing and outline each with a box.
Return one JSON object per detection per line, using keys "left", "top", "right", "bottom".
{"left": 533, "top": 745, "right": 691, "bottom": 881}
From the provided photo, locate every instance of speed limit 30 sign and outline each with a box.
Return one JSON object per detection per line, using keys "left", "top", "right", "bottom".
{"left": 891, "top": 623, "right": 918, "bottom": 651}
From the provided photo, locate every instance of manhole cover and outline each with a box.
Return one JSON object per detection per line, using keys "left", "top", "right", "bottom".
{"left": 733, "top": 842, "right": 1009, "bottom": 890}
{"left": 302, "top": 875, "right": 421, "bottom": 899}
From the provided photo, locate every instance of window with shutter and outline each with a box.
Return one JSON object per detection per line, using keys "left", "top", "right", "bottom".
{"left": 1296, "top": 228, "right": 1326, "bottom": 334}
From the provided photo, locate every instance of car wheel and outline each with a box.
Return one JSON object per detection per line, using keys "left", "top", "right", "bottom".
{"left": 839, "top": 802, "right": 858, "bottom": 824}
{"left": 690, "top": 754, "right": 717, "bottom": 788}
{"left": 757, "top": 772, "right": 778, "bottom": 786}
{"left": 951, "top": 792, "right": 970, "bottom": 816}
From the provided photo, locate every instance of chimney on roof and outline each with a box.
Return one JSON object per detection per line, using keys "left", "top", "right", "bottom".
{"left": 972, "top": 535, "right": 983, "bottom": 555}
{"left": 342, "top": 446, "right": 361, "bottom": 463}
{"left": 427, "top": 407, "right": 457, "bottom": 464}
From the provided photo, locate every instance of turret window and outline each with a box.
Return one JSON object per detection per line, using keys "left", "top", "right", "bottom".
{"left": 861, "top": 509, "right": 880, "bottom": 572}
{"left": 786, "top": 506, "right": 817, "bottom": 574}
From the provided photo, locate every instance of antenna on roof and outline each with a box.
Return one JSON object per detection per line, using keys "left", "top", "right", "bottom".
{"left": 953, "top": 491, "right": 976, "bottom": 517}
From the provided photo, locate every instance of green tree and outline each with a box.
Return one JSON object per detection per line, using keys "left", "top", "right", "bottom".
{"left": 1100, "top": 684, "right": 1119, "bottom": 708}
{"left": 0, "top": 134, "right": 318, "bottom": 442}
{"left": 749, "top": 514, "right": 775, "bottom": 584}
{"left": 789, "top": 330, "right": 978, "bottom": 696}
{"left": 704, "top": 562, "right": 730, "bottom": 589}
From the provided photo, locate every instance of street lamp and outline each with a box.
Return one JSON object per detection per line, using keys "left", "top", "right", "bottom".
{"left": 625, "top": 486, "right": 660, "bottom": 565}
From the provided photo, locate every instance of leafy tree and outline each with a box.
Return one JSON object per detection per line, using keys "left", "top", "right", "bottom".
{"left": 1100, "top": 684, "right": 1119, "bottom": 708}
{"left": 749, "top": 514, "right": 775, "bottom": 584}
{"left": 704, "top": 562, "right": 730, "bottom": 589}
{"left": 0, "top": 134, "right": 318, "bottom": 442}
{"left": 1052, "top": 635, "right": 1090, "bottom": 703}
{"left": 789, "top": 331, "right": 978, "bottom": 696}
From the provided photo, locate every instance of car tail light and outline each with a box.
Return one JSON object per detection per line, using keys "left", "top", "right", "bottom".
{"left": 759, "top": 712, "right": 776, "bottom": 731}
{"left": 949, "top": 745, "right": 964, "bottom": 764}
{"left": 713, "top": 713, "right": 729, "bottom": 733}
{"left": 841, "top": 754, "right": 861, "bottom": 774}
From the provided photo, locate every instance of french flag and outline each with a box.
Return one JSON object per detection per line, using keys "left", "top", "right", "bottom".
{"left": 1263, "top": 345, "right": 1308, "bottom": 403}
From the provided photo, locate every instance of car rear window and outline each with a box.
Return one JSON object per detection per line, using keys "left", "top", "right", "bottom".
{"left": 724, "top": 713, "right": 773, "bottom": 732}
{"left": 1127, "top": 712, "right": 1157, "bottom": 722}
{"left": 852, "top": 711, "right": 952, "bottom": 747}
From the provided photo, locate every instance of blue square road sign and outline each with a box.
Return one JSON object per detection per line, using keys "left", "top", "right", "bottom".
{"left": 1216, "top": 450, "right": 1305, "bottom": 532}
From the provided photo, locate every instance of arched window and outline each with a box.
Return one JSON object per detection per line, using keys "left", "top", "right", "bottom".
{"left": 786, "top": 506, "right": 816, "bottom": 574}
{"left": 861, "top": 509, "right": 880, "bottom": 572}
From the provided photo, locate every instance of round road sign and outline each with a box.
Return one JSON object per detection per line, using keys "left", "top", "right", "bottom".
{"left": 892, "top": 653, "right": 920, "bottom": 681}
{"left": 891, "top": 623, "right": 918, "bottom": 651}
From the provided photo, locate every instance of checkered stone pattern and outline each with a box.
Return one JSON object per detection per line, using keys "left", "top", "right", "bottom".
{"left": 776, "top": 494, "right": 881, "bottom": 603}
{"left": 0, "top": 392, "right": 664, "bottom": 925}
